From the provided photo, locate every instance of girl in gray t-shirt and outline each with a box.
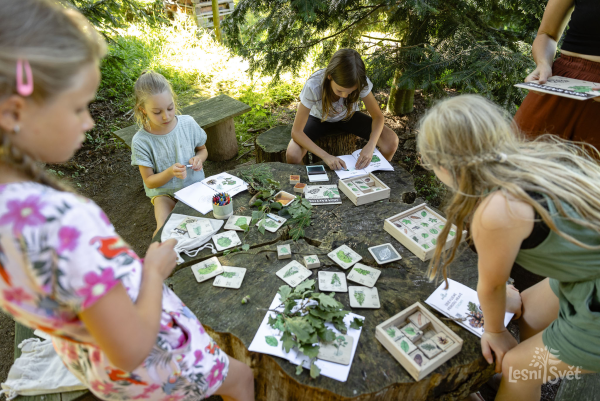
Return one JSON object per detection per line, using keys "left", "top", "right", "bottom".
{"left": 130, "top": 71, "right": 208, "bottom": 236}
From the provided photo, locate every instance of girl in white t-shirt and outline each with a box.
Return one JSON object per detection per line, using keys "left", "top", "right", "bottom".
{"left": 286, "top": 49, "right": 399, "bottom": 170}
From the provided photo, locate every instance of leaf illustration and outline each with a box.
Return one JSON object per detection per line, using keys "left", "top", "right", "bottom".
{"left": 355, "top": 267, "right": 370, "bottom": 276}
{"left": 429, "top": 218, "right": 438, "bottom": 223}
{"left": 386, "top": 327, "right": 396, "bottom": 338}
{"left": 421, "top": 233, "right": 429, "bottom": 238}
{"left": 235, "top": 217, "right": 248, "bottom": 227}
{"left": 331, "top": 273, "right": 341, "bottom": 287}
{"left": 337, "top": 250, "right": 352, "bottom": 263}
{"left": 410, "top": 215, "right": 421, "bottom": 220}
{"left": 323, "top": 190, "right": 337, "bottom": 198}
{"left": 378, "top": 248, "right": 391, "bottom": 260}
{"left": 354, "top": 291, "right": 365, "bottom": 306}
{"left": 421, "top": 211, "right": 427, "bottom": 217}
{"left": 400, "top": 339, "right": 409, "bottom": 353}
{"left": 449, "top": 230, "right": 456, "bottom": 236}
{"left": 371, "top": 155, "right": 380, "bottom": 162}
{"left": 404, "top": 326, "right": 416, "bottom": 336}
{"left": 421, "top": 343, "right": 436, "bottom": 351}
{"left": 222, "top": 272, "right": 236, "bottom": 278}
{"left": 265, "top": 336, "right": 278, "bottom": 347}
{"left": 429, "top": 228, "right": 439, "bottom": 235}
{"left": 217, "top": 237, "right": 232, "bottom": 247}
{"left": 402, "top": 219, "right": 411, "bottom": 225}
{"left": 307, "top": 256, "right": 316, "bottom": 263}
{"left": 264, "top": 219, "right": 278, "bottom": 228}
{"left": 569, "top": 85, "right": 593, "bottom": 93}
{"left": 283, "top": 266, "right": 299, "bottom": 278}
{"left": 431, "top": 238, "right": 437, "bottom": 245}
{"left": 421, "top": 222, "right": 429, "bottom": 228}
{"left": 414, "top": 353, "right": 423, "bottom": 366}
{"left": 422, "top": 243, "right": 430, "bottom": 249}
{"left": 197, "top": 263, "right": 218, "bottom": 275}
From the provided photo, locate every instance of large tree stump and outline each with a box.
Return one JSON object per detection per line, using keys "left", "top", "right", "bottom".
{"left": 204, "top": 117, "right": 237, "bottom": 161}
{"left": 255, "top": 125, "right": 357, "bottom": 164}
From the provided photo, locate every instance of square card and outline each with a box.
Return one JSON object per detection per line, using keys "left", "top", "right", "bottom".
{"left": 276, "top": 261, "right": 312, "bottom": 287}
{"left": 213, "top": 266, "right": 246, "bottom": 289}
{"left": 368, "top": 243, "right": 402, "bottom": 265}
{"left": 212, "top": 231, "right": 242, "bottom": 251}
{"left": 172, "top": 217, "right": 198, "bottom": 235}
{"left": 256, "top": 215, "right": 287, "bottom": 233}
{"left": 346, "top": 263, "right": 381, "bottom": 288}
{"left": 190, "top": 256, "right": 224, "bottom": 283}
{"left": 318, "top": 271, "right": 348, "bottom": 292}
{"left": 224, "top": 215, "right": 251, "bottom": 231}
{"left": 317, "top": 334, "right": 354, "bottom": 365}
{"left": 328, "top": 245, "right": 362, "bottom": 270}
{"left": 187, "top": 219, "right": 214, "bottom": 238}
{"left": 349, "top": 286, "right": 380, "bottom": 309}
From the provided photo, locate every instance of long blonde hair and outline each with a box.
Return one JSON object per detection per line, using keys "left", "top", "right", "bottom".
{"left": 0, "top": 0, "right": 106, "bottom": 191}
{"left": 320, "top": 49, "right": 368, "bottom": 122}
{"left": 417, "top": 95, "right": 600, "bottom": 284}
{"left": 133, "top": 71, "right": 179, "bottom": 129}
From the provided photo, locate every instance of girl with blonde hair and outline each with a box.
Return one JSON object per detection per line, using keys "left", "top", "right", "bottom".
{"left": 418, "top": 94, "right": 599, "bottom": 400}
{"left": 0, "top": 1, "right": 253, "bottom": 400}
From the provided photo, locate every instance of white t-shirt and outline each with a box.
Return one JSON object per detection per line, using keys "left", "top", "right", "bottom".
{"left": 299, "top": 69, "right": 373, "bottom": 122}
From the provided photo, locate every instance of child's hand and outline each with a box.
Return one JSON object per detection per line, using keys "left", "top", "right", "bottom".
{"left": 481, "top": 328, "right": 518, "bottom": 373}
{"left": 188, "top": 155, "right": 203, "bottom": 171}
{"left": 143, "top": 238, "right": 178, "bottom": 281}
{"left": 323, "top": 154, "right": 347, "bottom": 171}
{"left": 356, "top": 143, "right": 376, "bottom": 170}
{"left": 170, "top": 163, "right": 187, "bottom": 180}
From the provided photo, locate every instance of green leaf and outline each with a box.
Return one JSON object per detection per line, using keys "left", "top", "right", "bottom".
{"left": 296, "top": 364, "right": 303, "bottom": 376}
{"left": 242, "top": 244, "right": 250, "bottom": 251}
{"left": 310, "top": 362, "right": 321, "bottom": 378}
{"left": 299, "top": 344, "right": 320, "bottom": 358}
{"left": 295, "top": 279, "right": 314, "bottom": 294}
{"left": 281, "top": 331, "right": 296, "bottom": 353}
{"left": 270, "top": 201, "right": 283, "bottom": 210}
{"left": 278, "top": 285, "right": 292, "bottom": 302}
{"left": 317, "top": 328, "right": 337, "bottom": 342}
{"left": 239, "top": 224, "right": 249, "bottom": 231}
{"left": 314, "top": 293, "right": 339, "bottom": 309}
{"left": 258, "top": 224, "right": 266, "bottom": 235}
{"left": 405, "top": 327, "right": 416, "bottom": 336}
{"left": 286, "top": 317, "right": 313, "bottom": 342}
{"left": 349, "top": 317, "right": 364, "bottom": 330}
{"left": 265, "top": 335, "right": 278, "bottom": 347}
{"left": 400, "top": 339, "right": 409, "bottom": 353}
{"left": 253, "top": 200, "right": 264, "bottom": 207}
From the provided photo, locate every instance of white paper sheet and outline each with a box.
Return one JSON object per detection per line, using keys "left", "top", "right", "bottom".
{"left": 174, "top": 173, "right": 248, "bottom": 214}
{"left": 248, "top": 293, "right": 365, "bottom": 382}
{"left": 425, "top": 278, "right": 513, "bottom": 338}
{"left": 515, "top": 76, "right": 600, "bottom": 101}
{"left": 334, "top": 148, "right": 394, "bottom": 179}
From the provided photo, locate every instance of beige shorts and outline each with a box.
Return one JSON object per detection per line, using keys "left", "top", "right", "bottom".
{"left": 150, "top": 194, "right": 176, "bottom": 206}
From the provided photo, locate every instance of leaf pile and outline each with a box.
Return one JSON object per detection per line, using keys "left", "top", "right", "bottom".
{"left": 267, "top": 280, "right": 363, "bottom": 378}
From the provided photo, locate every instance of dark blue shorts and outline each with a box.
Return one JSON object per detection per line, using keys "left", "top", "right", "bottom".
{"left": 303, "top": 112, "right": 373, "bottom": 141}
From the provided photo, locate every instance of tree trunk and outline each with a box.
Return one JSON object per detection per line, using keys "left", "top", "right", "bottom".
{"left": 205, "top": 118, "right": 238, "bottom": 161}
{"left": 387, "top": 69, "right": 414, "bottom": 116}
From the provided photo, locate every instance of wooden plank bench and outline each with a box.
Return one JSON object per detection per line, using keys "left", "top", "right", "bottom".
{"left": 13, "top": 322, "right": 94, "bottom": 401}
{"left": 555, "top": 372, "right": 600, "bottom": 401}
{"left": 113, "top": 94, "right": 251, "bottom": 161}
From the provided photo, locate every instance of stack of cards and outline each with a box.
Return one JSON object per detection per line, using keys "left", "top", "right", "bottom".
{"left": 318, "top": 271, "right": 348, "bottom": 292}
{"left": 328, "top": 245, "right": 362, "bottom": 269}
{"left": 212, "top": 231, "right": 242, "bottom": 251}
{"left": 172, "top": 217, "right": 198, "bottom": 235}
{"left": 368, "top": 243, "right": 402, "bottom": 265}
{"left": 191, "top": 256, "right": 224, "bottom": 283}
{"left": 187, "top": 219, "right": 213, "bottom": 238}
{"left": 224, "top": 215, "right": 251, "bottom": 231}
{"left": 276, "top": 261, "right": 312, "bottom": 287}
{"left": 346, "top": 264, "right": 381, "bottom": 287}
{"left": 213, "top": 266, "right": 246, "bottom": 289}
{"left": 349, "top": 286, "right": 380, "bottom": 308}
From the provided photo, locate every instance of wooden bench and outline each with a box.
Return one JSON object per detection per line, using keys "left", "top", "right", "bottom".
{"left": 255, "top": 124, "right": 357, "bottom": 164}
{"left": 13, "top": 322, "right": 94, "bottom": 401}
{"left": 113, "top": 94, "right": 250, "bottom": 161}
{"left": 555, "top": 372, "right": 600, "bottom": 401}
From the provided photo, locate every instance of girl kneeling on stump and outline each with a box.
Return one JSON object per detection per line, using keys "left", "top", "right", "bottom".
{"left": 418, "top": 95, "right": 599, "bottom": 400}
{"left": 287, "top": 48, "right": 399, "bottom": 170}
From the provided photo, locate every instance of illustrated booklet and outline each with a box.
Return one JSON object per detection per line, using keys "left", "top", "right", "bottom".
{"left": 174, "top": 172, "right": 249, "bottom": 214}
{"left": 248, "top": 293, "right": 365, "bottom": 382}
{"left": 425, "top": 278, "right": 513, "bottom": 338}
{"left": 334, "top": 148, "right": 394, "bottom": 179}
{"left": 514, "top": 76, "right": 600, "bottom": 101}
{"left": 304, "top": 185, "right": 342, "bottom": 205}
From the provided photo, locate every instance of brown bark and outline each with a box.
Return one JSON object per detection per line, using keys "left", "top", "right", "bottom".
{"left": 205, "top": 118, "right": 238, "bottom": 161}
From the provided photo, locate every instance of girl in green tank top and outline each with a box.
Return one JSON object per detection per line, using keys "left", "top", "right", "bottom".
{"left": 417, "top": 95, "right": 599, "bottom": 401}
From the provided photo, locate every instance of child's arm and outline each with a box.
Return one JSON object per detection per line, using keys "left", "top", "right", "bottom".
{"left": 355, "top": 93, "right": 385, "bottom": 169}
{"left": 188, "top": 145, "right": 207, "bottom": 171}
{"left": 139, "top": 164, "right": 187, "bottom": 189}
{"left": 291, "top": 103, "right": 347, "bottom": 170}
{"left": 79, "top": 239, "right": 178, "bottom": 372}
{"left": 472, "top": 191, "right": 534, "bottom": 372}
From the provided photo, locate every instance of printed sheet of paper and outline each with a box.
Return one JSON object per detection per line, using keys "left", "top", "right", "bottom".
{"left": 213, "top": 266, "right": 246, "bottom": 289}
{"left": 201, "top": 172, "right": 248, "bottom": 196}
{"left": 515, "top": 76, "right": 600, "bottom": 101}
{"left": 305, "top": 185, "right": 342, "bottom": 205}
{"left": 318, "top": 271, "right": 348, "bottom": 292}
{"left": 349, "top": 286, "right": 380, "bottom": 309}
{"left": 174, "top": 182, "right": 217, "bottom": 214}
{"left": 190, "top": 256, "right": 224, "bottom": 283}
{"left": 346, "top": 263, "right": 381, "bottom": 288}
{"left": 425, "top": 278, "right": 513, "bottom": 338}
{"left": 275, "top": 261, "right": 312, "bottom": 287}
{"left": 249, "top": 293, "right": 365, "bottom": 382}
{"left": 334, "top": 148, "right": 394, "bottom": 179}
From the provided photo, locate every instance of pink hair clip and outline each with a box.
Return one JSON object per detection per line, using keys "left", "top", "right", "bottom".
{"left": 16, "top": 59, "right": 34, "bottom": 97}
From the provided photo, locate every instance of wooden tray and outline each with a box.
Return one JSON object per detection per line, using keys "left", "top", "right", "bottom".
{"left": 383, "top": 204, "right": 466, "bottom": 261}
{"left": 375, "top": 301, "right": 463, "bottom": 381}
{"left": 338, "top": 173, "right": 390, "bottom": 206}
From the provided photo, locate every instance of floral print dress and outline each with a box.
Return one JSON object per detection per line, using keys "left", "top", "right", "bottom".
{"left": 0, "top": 182, "right": 228, "bottom": 400}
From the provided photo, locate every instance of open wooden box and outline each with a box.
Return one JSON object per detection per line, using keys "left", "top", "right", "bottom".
{"left": 338, "top": 173, "right": 390, "bottom": 206}
{"left": 383, "top": 204, "right": 466, "bottom": 261}
{"left": 375, "top": 301, "right": 463, "bottom": 381}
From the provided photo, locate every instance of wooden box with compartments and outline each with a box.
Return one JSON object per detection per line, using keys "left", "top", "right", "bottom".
{"left": 383, "top": 204, "right": 466, "bottom": 261}
{"left": 337, "top": 173, "right": 390, "bottom": 206}
{"left": 375, "top": 301, "right": 463, "bottom": 381}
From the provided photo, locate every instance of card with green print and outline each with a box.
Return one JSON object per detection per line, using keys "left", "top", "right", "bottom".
{"left": 318, "top": 271, "right": 348, "bottom": 292}
{"left": 213, "top": 266, "right": 246, "bottom": 289}
{"left": 191, "top": 256, "right": 224, "bottom": 283}
{"left": 348, "top": 286, "right": 380, "bottom": 309}
{"left": 275, "top": 260, "right": 312, "bottom": 287}
{"left": 187, "top": 219, "right": 214, "bottom": 238}
{"left": 224, "top": 215, "right": 251, "bottom": 232}
{"left": 327, "top": 244, "right": 362, "bottom": 269}
{"left": 212, "top": 230, "right": 241, "bottom": 251}
{"left": 346, "top": 263, "right": 381, "bottom": 288}
{"left": 256, "top": 215, "right": 287, "bottom": 233}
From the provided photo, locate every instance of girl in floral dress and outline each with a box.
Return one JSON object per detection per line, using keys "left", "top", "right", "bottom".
{"left": 0, "top": 1, "right": 254, "bottom": 400}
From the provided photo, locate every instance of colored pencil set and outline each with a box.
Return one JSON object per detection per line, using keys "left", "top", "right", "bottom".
{"left": 213, "top": 192, "right": 231, "bottom": 206}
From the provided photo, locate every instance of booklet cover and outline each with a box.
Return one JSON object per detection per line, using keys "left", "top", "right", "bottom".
{"left": 514, "top": 76, "right": 600, "bottom": 101}
{"left": 174, "top": 172, "right": 248, "bottom": 214}
{"left": 304, "top": 185, "right": 342, "bottom": 205}
{"left": 425, "top": 278, "right": 513, "bottom": 338}
{"left": 334, "top": 148, "right": 394, "bottom": 179}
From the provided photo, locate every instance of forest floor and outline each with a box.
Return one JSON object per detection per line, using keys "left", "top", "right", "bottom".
{"left": 0, "top": 90, "right": 560, "bottom": 401}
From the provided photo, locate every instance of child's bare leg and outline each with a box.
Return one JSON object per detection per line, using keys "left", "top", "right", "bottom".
{"left": 376, "top": 125, "right": 399, "bottom": 161}
{"left": 518, "top": 278, "right": 559, "bottom": 341}
{"left": 506, "top": 285, "right": 522, "bottom": 319}
{"left": 286, "top": 138, "right": 308, "bottom": 164}
{"left": 153, "top": 196, "right": 176, "bottom": 238}
{"left": 214, "top": 356, "right": 254, "bottom": 401}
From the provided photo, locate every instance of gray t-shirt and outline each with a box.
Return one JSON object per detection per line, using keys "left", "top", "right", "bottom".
{"left": 299, "top": 69, "right": 373, "bottom": 122}
{"left": 131, "top": 115, "right": 207, "bottom": 198}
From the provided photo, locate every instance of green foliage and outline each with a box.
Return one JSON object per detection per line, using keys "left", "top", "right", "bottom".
{"left": 224, "top": 0, "right": 546, "bottom": 112}
{"left": 268, "top": 280, "right": 362, "bottom": 378}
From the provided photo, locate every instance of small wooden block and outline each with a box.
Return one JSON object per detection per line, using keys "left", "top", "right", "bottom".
{"left": 409, "top": 350, "right": 430, "bottom": 368}
{"left": 418, "top": 339, "right": 442, "bottom": 359}
{"left": 400, "top": 323, "right": 423, "bottom": 342}
{"left": 384, "top": 326, "right": 404, "bottom": 342}
{"left": 290, "top": 175, "right": 300, "bottom": 184}
{"left": 363, "top": 176, "right": 376, "bottom": 186}
{"left": 395, "top": 337, "right": 417, "bottom": 355}
{"left": 431, "top": 332, "right": 455, "bottom": 350}
{"left": 277, "top": 244, "right": 291, "bottom": 259}
{"left": 408, "top": 311, "right": 431, "bottom": 330}
{"left": 303, "top": 255, "right": 320, "bottom": 269}
{"left": 294, "top": 183, "right": 307, "bottom": 193}
{"left": 422, "top": 330, "right": 437, "bottom": 340}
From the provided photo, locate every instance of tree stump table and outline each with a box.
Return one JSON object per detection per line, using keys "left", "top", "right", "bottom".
{"left": 112, "top": 94, "right": 251, "bottom": 161}
{"left": 158, "top": 163, "right": 495, "bottom": 400}
{"left": 255, "top": 125, "right": 357, "bottom": 164}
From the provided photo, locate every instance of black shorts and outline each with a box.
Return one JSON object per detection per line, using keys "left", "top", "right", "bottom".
{"left": 303, "top": 112, "right": 373, "bottom": 141}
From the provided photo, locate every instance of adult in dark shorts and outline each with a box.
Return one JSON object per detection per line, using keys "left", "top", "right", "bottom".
{"left": 286, "top": 49, "right": 399, "bottom": 171}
